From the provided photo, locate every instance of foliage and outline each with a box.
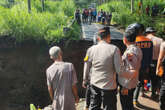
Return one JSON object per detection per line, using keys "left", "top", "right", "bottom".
{"left": 74, "top": 0, "right": 95, "bottom": 8}
{"left": 98, "top": 0, "right": 165, "bottom": 38}
{"left": 0, "top": 0, "right": 80, "bottom": 43}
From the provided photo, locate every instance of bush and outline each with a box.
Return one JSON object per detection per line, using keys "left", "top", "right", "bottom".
{"left": 98, "top": 0, "right": 165, "bottom": 38}
{"left": 0, "top": 0, "right": 80, "bottom": 43}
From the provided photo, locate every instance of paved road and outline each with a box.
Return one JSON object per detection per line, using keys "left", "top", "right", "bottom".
{"left": 80, "top": 23, "right": 160, "bottom": 110}
{"left": 82, "top": 23, "right": 123, "bottom": 42}
{"left": 77, "top": 91, "right": 159, "bottom": 110}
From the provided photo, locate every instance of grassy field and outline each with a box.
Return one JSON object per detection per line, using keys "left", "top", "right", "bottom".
{"left": 0, "top": 0, "right": 81, "bottom": 43}
{"left": 98, "top": 0, "right": 165, "bottom": 38}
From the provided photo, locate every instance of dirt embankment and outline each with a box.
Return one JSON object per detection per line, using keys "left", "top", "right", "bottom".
{"left": 0, "top": 37, "right": 125, "bottom": 110}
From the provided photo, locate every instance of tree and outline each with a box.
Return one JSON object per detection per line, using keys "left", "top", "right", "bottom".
{"left": 131, "top": 0, "right": 134, "bottom": 13}
{"left": 27, "top": 0, "right": 31, "bottom": 13}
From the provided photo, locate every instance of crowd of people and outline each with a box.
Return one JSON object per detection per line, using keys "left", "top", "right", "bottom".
{"left": 45, "top": 22, "right": 165, "bottom": 110}
{"left": 144, "top": 3, "right": 165, "bottom": 16}
{"left": 75, "top": 8, "right": 112, "bottom": 26}
{"left": 75, "top": 3, "right": 165, "bottom": 26}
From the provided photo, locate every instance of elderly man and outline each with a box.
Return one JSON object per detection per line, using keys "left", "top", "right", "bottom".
{"left": 83, "top": 27, "right": 121, "bottom": 110}
{"left": 46, "top": 46, "right": 79, "bottom": 110}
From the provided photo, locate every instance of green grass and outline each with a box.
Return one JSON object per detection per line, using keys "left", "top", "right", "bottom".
{"left": 98, "top": 0, "right": 165, "bottom": 38}
{"left": 0, "top": 0, "right": 81, "bottom": 43}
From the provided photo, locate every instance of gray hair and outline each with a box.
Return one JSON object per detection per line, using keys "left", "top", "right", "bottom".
{"left": 49, "top": 46, "right": 61, "bottom": 59}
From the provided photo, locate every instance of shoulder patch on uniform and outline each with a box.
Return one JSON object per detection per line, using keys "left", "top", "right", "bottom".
{"left": 84, "top": 55, "right": 89, "bottom": 62}
{"left": 127, "top": 53, "right": 134, "bottom": 61}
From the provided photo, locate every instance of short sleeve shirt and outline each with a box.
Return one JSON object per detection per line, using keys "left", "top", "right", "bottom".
{"left": 46, "top": 62, "right": 77, "bottom": 110}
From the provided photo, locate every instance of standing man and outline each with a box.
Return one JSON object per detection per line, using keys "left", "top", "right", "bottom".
{"left": 146, "top": 5, "right": 150, "bottom": 16}
{"left": 75, "top": 9, "right": 81, "bottom": 25}
{"left": 132, "top": 23, "right": 153, "bottom": 104}
{"left": 46, "top": 46, "right": 79, "bottom": 110}
{"left": 83, "top": 27, "right": 121, "bottom": 110}
{"left": 118, "top": 26, "right": 142, "bottom": 110}
{"left": 88, "top": 8, "right": 92, "bottom": 24}
{"left": 146, "top": 27, "right": 163, "bottom": 98}
{"left": 156, "top": 42, "right": 165, "bottom": 110}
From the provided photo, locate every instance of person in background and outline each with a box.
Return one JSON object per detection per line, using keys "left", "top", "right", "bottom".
{"left": 146, "top": 5, "right": 150, "bottom": 16}
{"left": 83, "top": 26, "right": 121, "bottom": 110}
{"left": 156, "top": 42, "right": 165, "bottom": 110}
{"left": 97, "top": 11, "right": 102, "bottom": 23}
{"left": 152, "top": 3, "right": 159, "bottom": 16}
{"left": 82, "top": 9, "right": 86, "bottom": 24}
{"left": 138, "top": 1, "right": 142, "bottom": 14}
{"left": 145, "top": 27, "right": 163, "bottom": 99}
{"left": 88, "top": 8, "right": 92, "bottom": 24}
{"left": 84, "top": 9, "right": 89, "bottom": 24}
{"left": 133, "top": 23, "right": 153, "bottom": 104}
{"left": 101, "top": 12, "right": 106, "bottom": 25}
{"left": 118, "top": 25, "right": 142, "bottom": 110}
{"left": 106, "top": 12, "right": 112, "bottom": 26}
{"left": 92, "top": 8, "right": 97, "bottom": 23}
{"left": 46, "top": 46, "right": 79, "bottom": 110}
{"left": 75, "top": 9, "right": 81, "bottom": 25}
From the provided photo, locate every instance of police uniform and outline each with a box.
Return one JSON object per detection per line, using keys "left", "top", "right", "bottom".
{"left": 83, "top": 40, "right": 121, "bottom": 110}
{"left": 146, "top": 33, "right": 163, "bottom": 97}
{"left": 118, "top": 44, "right": 142, "bottom": 110}
{"left": 133, "top": 35, "right": 153, "bottom": 102}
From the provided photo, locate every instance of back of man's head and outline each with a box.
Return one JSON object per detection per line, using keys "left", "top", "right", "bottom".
{"left": 126, "top": 23, "right": 144, "bottom": 36}
{"left": 49, "top": 46, "right": 61, "bottom": 60}
{"left": 98, "top": 26, "right": 110, "bottom": 39}
{"left": 124, "top": 28, "right": 137, "bottom": 42}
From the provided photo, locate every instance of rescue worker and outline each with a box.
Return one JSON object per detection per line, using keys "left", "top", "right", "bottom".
{"left": 83, "top": 26, "right": 121, "bottom": 110}
{"left": 146, "top": 27, "right": 163, "bottom": 98}
{"left": 132, "top": 23, "right": 153, "bottom": 104}
{"left": 46, "top": 46, "right": 79, "bottom": 110}
{"left": 118, "top": 26, "right": 143, "bottom": 110}
{"left": 156, "top": 41, "right": 165, "bottom": 110}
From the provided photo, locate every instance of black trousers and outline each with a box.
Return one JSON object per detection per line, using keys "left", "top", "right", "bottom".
{"left": 85, "top": 85, "right": 91, "bottom": 108}
{"left": 160, "top": 79, "right": 165, "bottom": 110}
{"left": 134, "top": 68, "right": 149, "bottom": 101}
{"left": 119, "top": 86, "right": 135, "bottom": 110}
{"left": 149, "top": 60, "right": 161, "bottom": 95}
{"left": 90, "top": 85, "right": 117, "bottom": 110}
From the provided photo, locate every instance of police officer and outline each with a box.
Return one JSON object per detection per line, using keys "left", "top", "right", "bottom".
{"left": 156, "top": 42, "right": 165, "bottom": 110}
{"left": 146, "top": 27, "right": 163, "bottom": 98}
{"left": 132, "top": 23, "right": 153, "bottom": 104}
{"left": 83, "top": 27, "right": 121, "bottom": 110}
{"left": 118, "top": 26, "right": 142, "bottom": 110}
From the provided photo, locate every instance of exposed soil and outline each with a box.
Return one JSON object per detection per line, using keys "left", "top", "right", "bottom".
{"left": 0, "top": 38, "right": 125, "bottom": 110}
